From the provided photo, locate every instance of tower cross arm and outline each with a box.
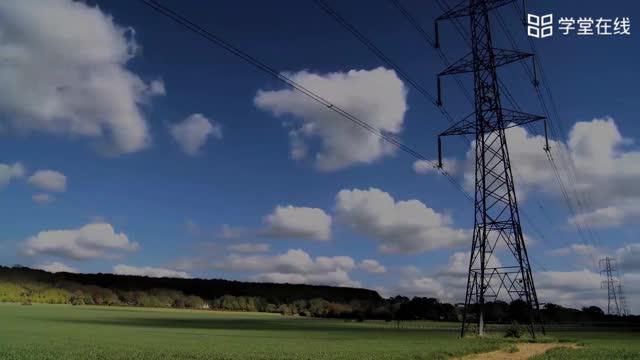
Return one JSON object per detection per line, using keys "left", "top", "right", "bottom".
{"left": 439, "top": 109, "right": 545, "bottom": 137}
{"left": 436, "top": 0, "right": 517, "bottom": 20}
{"left": 439, "top": 49, "right": 534, "bottom": 76}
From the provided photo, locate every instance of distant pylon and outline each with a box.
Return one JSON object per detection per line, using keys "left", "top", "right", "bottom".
{"left": 600, "top": 257, "right": 621, "bottom": 316}
{"left": 618, "top": 284, "right": 629, "bottom": 316}
{"left": 434, "top": 0, "right": 546, "bottom": 338}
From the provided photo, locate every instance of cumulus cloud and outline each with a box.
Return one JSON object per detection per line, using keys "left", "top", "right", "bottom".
{"left": 36, "top": 261, "right": 77, "bottom": 273}
{"left": 388, "top": 252, "right": 607, "bottom": 310}
{"left": 218, "top": 249, "right": 359, "bottom": 287}
{"left": 32, "top": 193, "right": 55, "bottom": 204}
{"left": 262, "top": 205, "right": 332, "bottom": 241}
{"left": 22, "top": 222, "right": 138, "bottom": 260}
{"left": 149, "top": 79, "right": 166, "bottom": 95}
{"left": 547, "top": 244, "right": 601, "bottom": 266}
{"left": 113, "top": 264, "right": 191, "bottom": 279}
{"left": 0, "top": 0, "right": 164, "bottom": 154}
{"left": 0, "top": 162, "right": 25, "bottom": 187}
{"left": 168, "top": 256, "right": 211, "bottom": 272}
{"left": 454, "top": 118, "right": 640, "bottom": 229}
{"left": 27, "top": 170, "right": 66, "bottom": 192}
{"left": 392, "top": 254, "right": 464, "bottom": 300}
{"left": 569, "top": 202, "right": 640, "bottom": 229}
{"left": 358, "top": 259, "right": 386, "bottom": 273}
{"left": 535, "top": 270, "right": 606, "bottom": 309}
{"left": 335, "top": 188, "right": 468, "bottom": 254}
{"left": 413, "top": 159, "right": 457, "bottom": 175}
{"left": 254, "top": 67, "right": 407, "bottom": 171}
{"left": 227, "top": 243, "right": 270, "bottom": 253}
{"left": 216, "top": 224, "right": 247, "bottom": 240}
{"left": 254, "top": 269, "right": 359, "bottom": 288}
{"left": 170, "top": 113, "right": 222, "bottom": 155}
{"left": 617, "top": 243, "right": 640, "bottom": 272}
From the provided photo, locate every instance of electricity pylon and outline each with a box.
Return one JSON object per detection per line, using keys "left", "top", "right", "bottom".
{"left": 618, "top": 284, "right": 629, "bottom": 316}
{"left": 434, "top": 0, "right": 546, "bottom": 337}
{"left": 600, "top": 257, "right": 621, "bottom": 316}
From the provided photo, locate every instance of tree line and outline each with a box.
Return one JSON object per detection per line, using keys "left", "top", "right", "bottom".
{"left": 0, "top": 265, "right": 636, "bottom": 325}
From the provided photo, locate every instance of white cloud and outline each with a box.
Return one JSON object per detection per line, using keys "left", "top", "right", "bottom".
{"left": 387, "top": 252, "right": 608, "bottom": 310}
{"left": 569, "top": 202, "right": 640, "bottom": 229}
{"left": 0, "top": 0, "right": 164, "bottom": 154}
{"left": 168, "top": 256, "right": 211, "bottom": 272}
{"left": 27, "top": 170, "right": 66, "bottom": 192}
{"left": 387, "top": 252, "right": 504, "bottom": 301}
{"left": 398, "top": 276, "right": 449, "bottom": 299}
{"left": 218, "top": 249, "right": 359, "bottom": 287}
{"left": 335, "top": 188, "right": 468, "bottom": 254}
{"left": 535, "top": 269, "right": 607, "bottom": 310}
{"left": 22, "top": 222, "right": 138, "bottom": 260}
{"left": 617, "top": 243, "right": 640, "bottom": 272}
{"left": 36, "top": 261, "right": 77, "bottom": 273}
{"left": 254, "top": 269, "right": 360, "bottom": 288}
{"left": 263, "top": 205, "right": 332, "bottom": 241}
{"left": 621, "top": 273, "right": 640, "bottom": 314}
{"left": 254, "top": 67, "right": 407, "bottom": 171}
{"left": 401, "top": 265, "right": 421, "bottom": 277}
{"left": 413, "top": 159, "right": 457, "bottom": 175}
{"left": 149, "top": 79, "right": 166, "bottom": 95}
{"left": 547, "top": 244, "right": 601, "bottom": 266}
{"left": 113, "top": 264, "right": 190, "bottom": 279}
{"left": 218, "top": 224, "right": 247, "bottom": 240}
{"left": 456, "top": 118, "right": 640, "bottom": 229}
{"left": 227, "top": 243, "right": 270, "bottom": 253}
{"left": 32, "top": 193, "right": 55, "bottom": 204}
{"left": 358, "top": 259, "right": 386, "bottom": 273}
{"left": 0, "top": 162, "right": 25, "bottom": 187}
{"left": 537, "top": 269, "right": 602, "bottom": 292}
{"left": 170, "top": 113, "right": 222, "bottom": 155}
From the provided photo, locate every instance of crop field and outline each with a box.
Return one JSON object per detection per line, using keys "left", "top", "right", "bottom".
{"left": 0, "top": 303, "right": 637, "bottom": 360}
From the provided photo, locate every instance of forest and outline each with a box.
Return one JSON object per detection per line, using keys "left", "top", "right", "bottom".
{"left": 0, "top": 265, "right": 636, "bottom": 325}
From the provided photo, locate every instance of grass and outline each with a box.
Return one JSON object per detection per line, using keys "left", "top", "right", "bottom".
{"left": 0, "top": 303, "right": 637, "bottom": 359}
{"left": 529, "top": 331, "right": 640, "bottom": 360}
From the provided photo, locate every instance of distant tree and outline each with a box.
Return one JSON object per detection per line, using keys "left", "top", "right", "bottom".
{"left": 278, "top": 304, "right": 294, "bottom": 316}
{"left": 184, "top": 295, "right": 204, "bottom": 309}
{"left": 70, "top": 290, "right": 85, "bottom": 306}
{"left": 582, "top": 306, "right": 605, "bottom": 317}
{"left": 309, "top": 298, "right": 329, "bottom": 317}
{"left": 221, "top": 295, "right": 238, "bottom": 310}
{"left": 174, "top": 296, "right": 186, "bottom": 309}
{"left": 485, "top": 301, "right": 509, "bottom": 323}
{"left": 508, "top": 300, "right": 529, "bottom": 323}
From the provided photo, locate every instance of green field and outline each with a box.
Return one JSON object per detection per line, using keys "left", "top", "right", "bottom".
{"left": 0, "top": 303, "right": 637, "bottom": 359}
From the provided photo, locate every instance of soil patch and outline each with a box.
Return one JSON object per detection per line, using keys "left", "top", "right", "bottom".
{"left": 456, "top": 342, "right": 579, "bottom": 360}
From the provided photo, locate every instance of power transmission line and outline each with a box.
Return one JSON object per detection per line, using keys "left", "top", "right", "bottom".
{"left": 600, "top": 257, "right": 621, "bottom": 316}
{"left": 433, "top": 0, "right": 600, "bottom": 268}
{"left": 312, "top": 0, "right": 555, "bottom": 274}
{"left": 503, "top": 2, "right": 605, "bottom": 257}
{"left": 388, "top": 0, "right": 558, "bottom": 272}
{"left": 435, "top": 0, "right": 545, "bottom": 337}
{"left": 137, "top": 0, "right": 473, "bottom": 201}
{"left": 311, "top": 0, "right": 464, "bottom": 132}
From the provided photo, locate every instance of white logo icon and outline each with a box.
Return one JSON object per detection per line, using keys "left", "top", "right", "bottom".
{"left": 528, "top": 14, "right": 554, "bottom": 38}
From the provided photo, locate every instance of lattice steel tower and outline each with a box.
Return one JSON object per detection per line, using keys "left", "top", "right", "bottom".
{"left": 434, "top": 0, "right": 546, "bottom": 337}
{"left": 600, "top": 257, "right": 621, "bottom": 316}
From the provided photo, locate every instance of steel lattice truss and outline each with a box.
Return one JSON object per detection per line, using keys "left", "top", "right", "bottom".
{"left": 600, "top": 257, "right": 621, "bottom": 316}
{"left": 435, "top": 0, "right": 545, "bottom": 337}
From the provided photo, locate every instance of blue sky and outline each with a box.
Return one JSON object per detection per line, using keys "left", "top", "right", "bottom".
{"left": 0, "top": 0, "right": 639, "bottom": 313}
